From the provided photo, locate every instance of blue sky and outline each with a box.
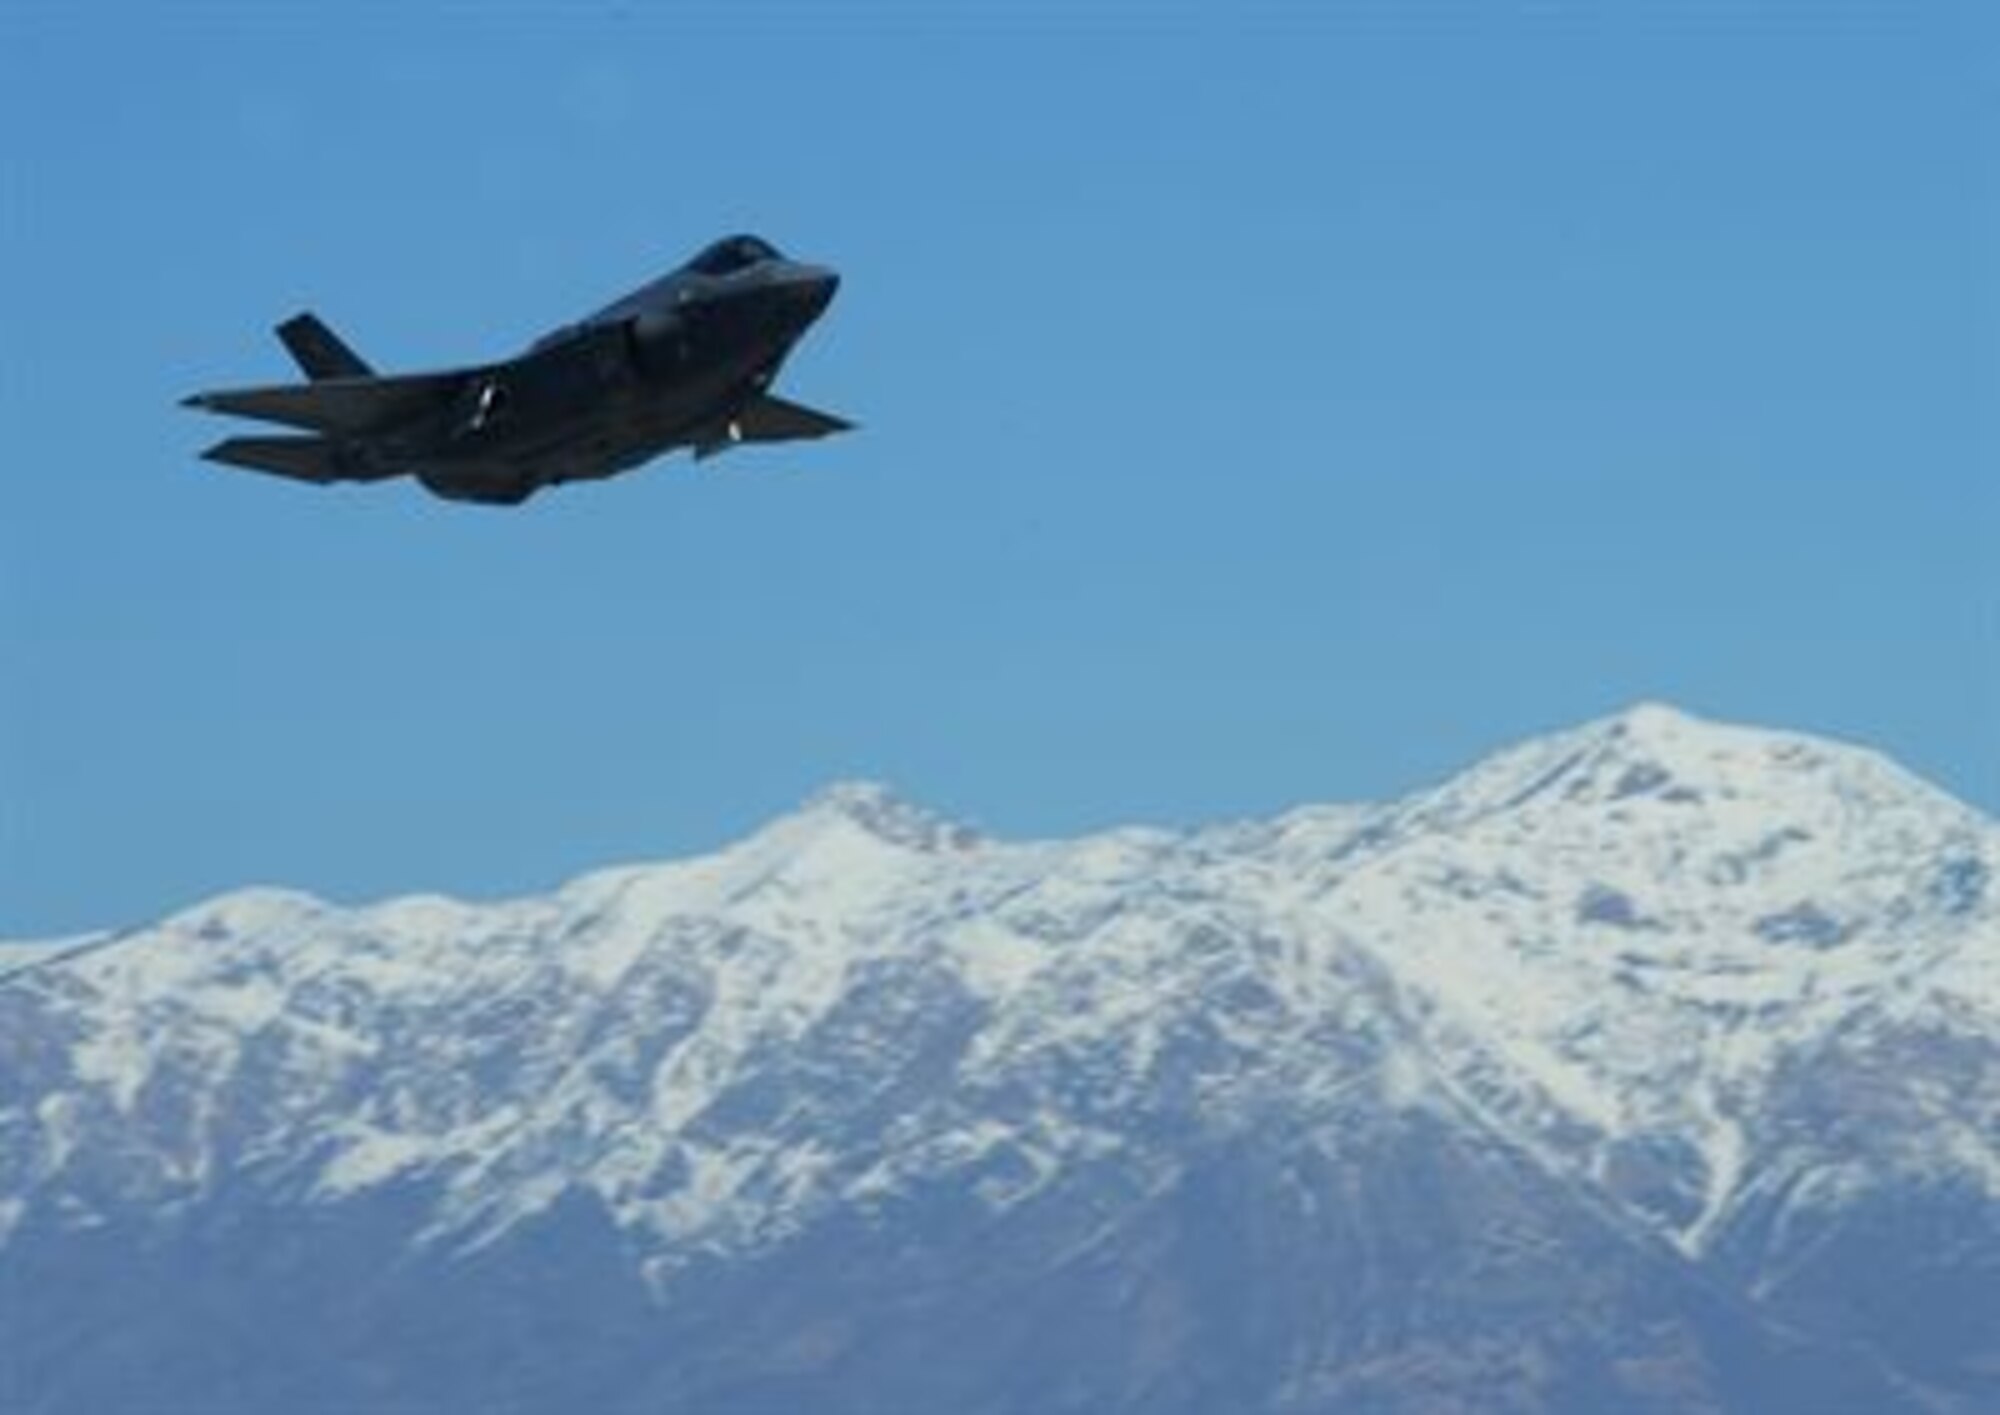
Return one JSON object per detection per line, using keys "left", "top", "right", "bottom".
{"left": 3, "top": 2, "right": 1993, "bottom": 935}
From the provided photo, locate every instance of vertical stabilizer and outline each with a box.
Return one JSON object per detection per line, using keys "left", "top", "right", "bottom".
{"left": 276, "top": 312, "right": 374, "bottom": 381}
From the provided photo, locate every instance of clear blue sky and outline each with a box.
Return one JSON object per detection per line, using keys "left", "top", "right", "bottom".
{"left": 3, "top": 2, "right": 1993, "bottom": 936}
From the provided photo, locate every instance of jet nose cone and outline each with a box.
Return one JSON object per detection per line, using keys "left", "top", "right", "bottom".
{"left": 788, "top": 264, "right": 839, "bottom": 321}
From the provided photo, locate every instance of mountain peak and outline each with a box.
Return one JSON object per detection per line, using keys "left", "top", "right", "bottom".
{"left": 1567, "top": 700, "right": 1741, "bottom": 803}
{"left": 162, "top": 886, "right": 329, "bottom": 940}
{"left": 1596, "top": 699, "right": 1703, "bottom": 741}
{"left": 1574, "top": 700, "right": 1809, "bottom": 773}
{"left": 797, "top": 780, "right": 982, "bottom": 853}
{"left": 1391, "top": 702, "right": 1985, "bottom": 853}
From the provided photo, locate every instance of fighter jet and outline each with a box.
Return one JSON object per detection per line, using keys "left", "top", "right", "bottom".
{"left": 184, "top": 234, "right": 847, "bottom": 505}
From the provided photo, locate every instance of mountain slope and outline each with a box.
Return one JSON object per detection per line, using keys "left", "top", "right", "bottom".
{"left": 3, "top": 705, "right": 1994, "bottom": 1413}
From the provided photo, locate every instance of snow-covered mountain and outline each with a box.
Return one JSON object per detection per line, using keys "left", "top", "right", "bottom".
{"left": 4, "top": 704, "right": 1995, "bottom": 1413}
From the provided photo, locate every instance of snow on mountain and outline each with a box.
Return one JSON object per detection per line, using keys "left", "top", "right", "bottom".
{"left": 1238, "top": 704, "right": 2000, "bottom": 1250}
{"left": 2, "top": 703, "right": 1994, "bottom": 1284}
{"left": 0, "top": 930, "right": 111, "bottom": 980}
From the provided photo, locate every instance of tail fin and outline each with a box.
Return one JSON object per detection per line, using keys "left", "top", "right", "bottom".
{"left": 276, "top": 312, "right": 374, "bottom": 381}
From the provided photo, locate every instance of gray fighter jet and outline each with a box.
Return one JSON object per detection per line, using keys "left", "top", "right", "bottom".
{"left": 184, "top": 235, "right": 847, "bottom": 505}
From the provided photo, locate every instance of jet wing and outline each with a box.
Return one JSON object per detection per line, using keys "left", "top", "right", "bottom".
{"left": 738, "top": 393, "right": 853, "bottom": 442}
{"left": 199, "top": 434, "right": 403, "bottom": 485}
{"left": 182, "top": 368, "right": 476, "bottom": 435}
{"left": 695, "top": 393, "right": 853, "bottom": 459}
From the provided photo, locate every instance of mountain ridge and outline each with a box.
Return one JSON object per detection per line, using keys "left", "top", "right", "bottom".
{"left": 13, "top": 700, "right": 1975, "bottom": 938}
{"left": 4, "top": 702, "right": 1995, "bottom": 1413}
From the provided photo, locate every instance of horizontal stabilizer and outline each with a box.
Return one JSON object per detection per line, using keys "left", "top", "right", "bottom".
{"left": 183, "top": 368, "right": 471, "bottom": 434}
{"left": 695, "top": 393, "right": 854, "bottom": 459}
{"left": 200, "top": 434, "right": 400, "bottom": 485}
{"left": 277, "top": 312, "right": 374, "bottom": 381}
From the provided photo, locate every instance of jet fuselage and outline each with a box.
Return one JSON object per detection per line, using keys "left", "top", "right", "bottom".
{"left": 185, "top": 234, "right": 846, "bottom": 505}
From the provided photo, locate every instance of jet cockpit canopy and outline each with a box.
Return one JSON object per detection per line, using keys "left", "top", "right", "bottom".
{"left": 688, "top": 235, "right": 781, "bottom": 277}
